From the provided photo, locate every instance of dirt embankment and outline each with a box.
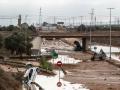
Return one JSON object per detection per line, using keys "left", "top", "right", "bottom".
{"left": 0, "top": 68, "right": 23, "bottom": 90}
{"left": 63, "top": 61, "right": 120, "bottom": 90}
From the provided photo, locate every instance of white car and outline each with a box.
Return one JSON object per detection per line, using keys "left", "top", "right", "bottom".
{"left": 23, "top": 67, "right": 40, "bottom": 86}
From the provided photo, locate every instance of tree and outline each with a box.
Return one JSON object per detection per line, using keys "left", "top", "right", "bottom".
{"left": 26, "top": 42, "right": 33, "bottom": 55}
{"left": 77, "top": 24, "right": 86, "bottom": 32}
{"left": 4, "top": 32, "right": 33, "bottom": 56}
{"left": 0, "top": 34, "right": 3, "bottom": 49}
{"left": 0, "top": 25, "right": 18, "bottom": 31}
{"left": 1, "top": 26, "right": 7, "bottom": 31}
{"left": 42, "top": 22, "right": 48, "bottom": 26}
{"left": 28, "top": 25, "right": 36, "bottom": 31}
{"left": 4, "top": 36, "right": 16, "bottom": 54}
{"left": 39, "top": 56, "right": 53, "bottom": 71}
{"left": 7, "top": 25, "right": 14, "bottom": 31}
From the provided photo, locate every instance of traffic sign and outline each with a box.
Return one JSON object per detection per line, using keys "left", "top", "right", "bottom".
{"left": 57, "top": 82, "right": 62, "bottom": 87}
{"left": 50, "top": 50, "right": 58, "bottom": 59}
{"left": 57, "top": 61, "right": 62, "bottom": 67}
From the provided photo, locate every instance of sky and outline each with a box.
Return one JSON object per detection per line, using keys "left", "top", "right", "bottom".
{"left": 0, "top": 0, "right": 119, "bottom": 26}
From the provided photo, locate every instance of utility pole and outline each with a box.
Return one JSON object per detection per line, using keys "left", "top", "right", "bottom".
{"left": 89, "top": 8, "right": 94, "bottom": 50}
{"left": 72, "top": 17, "right": 75, "bottom": 27}
{"left": 80, "top": 16, "right": 83, "bottom": 25}
{"left": 117, "top": 17, "right": 120, "bottom": 25}
{"left": 107, "top": 8, "right": 114, "bottom": 60}
{"left": 53, "top": 16, "right": 56, "bottom": 24}
{"left": 80, "top": 16, "right": 83, "bottom": 32}
{"left": 25, "top": 15, "right": 28, "bottom": 23}
{"left": 64, "top": 17, "right": 67, "bottom": 26}
{"left": 95, "top": 16, "right": 96, "bottom": 27}
{"left": 69, "top": 17, "right": 70, "bottom": 26}
{"left": 38, "top": 7, "right": 42, "bottom": 55}
{"left": 39, "top": 7, "right": 42, "bottom": 27}
{"left": 10, "top": 18, "right": 12, "bottom": 25}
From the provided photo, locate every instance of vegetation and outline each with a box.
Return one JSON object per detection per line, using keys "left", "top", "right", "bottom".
{"left": 0, "top": 23, "right": 38, "bottom": 56}
{"left": 4, "top": 32, "right": 33, "bottom": 56}
{"left": 76, "top": 24, "right": 120, "bottom": 32}
{"left": 28, "top": 25, "right": 36, "bottom": 32}
{"left": 0, "top": 24, "right": 36, "bottom": 33}
{"left": 0, "top": 25, "right": 19, "bottom": 31}
{"left": 21, "top": 23, "right": 37, "bottom": 35}
{"left": 77, "top": 24, "right": 86, "bottom": 31}
{"left": 0, "top": 34, "right": 3, "bottom": 49}
{"left": 39, "top": 56, "right": 53, "bottom": 71}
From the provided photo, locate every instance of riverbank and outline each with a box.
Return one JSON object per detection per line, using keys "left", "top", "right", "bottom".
{"left": 63, "top": 60, "right": 120, "bottom": 90}
{"left": 0, "top": 68, "right": 22, "bottom": 90}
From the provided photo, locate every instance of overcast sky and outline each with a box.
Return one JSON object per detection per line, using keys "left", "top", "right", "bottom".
{"left": 0, "top": 0, "right": 119, "bottom": 25}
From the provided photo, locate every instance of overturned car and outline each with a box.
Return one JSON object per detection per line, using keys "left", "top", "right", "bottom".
{"left": 91, "top": 49, "right": 106, "bottom": 61}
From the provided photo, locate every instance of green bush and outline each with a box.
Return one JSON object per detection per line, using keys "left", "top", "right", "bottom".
{"left": 39, "top": 56, "right": 53, "bottom": 71}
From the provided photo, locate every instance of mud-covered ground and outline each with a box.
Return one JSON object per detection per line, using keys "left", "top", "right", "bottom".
{"left": 63, "top": 60, "right": 120, "bottom": 90}
{"left": 1, "top": 36, "right": 120, "bottom": 90}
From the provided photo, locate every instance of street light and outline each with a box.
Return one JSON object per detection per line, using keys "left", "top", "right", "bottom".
{"left": 89, "top": 9, "right": 94, "bottom": 50}
{"left": 107, "top": 8, "right": 114, "bottom": 60}
{"left": 89, "top": 14, "right": 92, "bottom": 50}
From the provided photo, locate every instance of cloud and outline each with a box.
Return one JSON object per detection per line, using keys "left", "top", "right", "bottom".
{"left": 0, "top": 0, "right": 119, "bottom": 25}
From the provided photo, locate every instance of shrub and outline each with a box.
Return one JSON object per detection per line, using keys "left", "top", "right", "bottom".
{"left": 39, "top": 56, "right": 53, "bottom": 71}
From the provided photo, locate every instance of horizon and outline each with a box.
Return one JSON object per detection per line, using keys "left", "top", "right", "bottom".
{"left": 0, "top": 0, "right": 120, "bottom": 26}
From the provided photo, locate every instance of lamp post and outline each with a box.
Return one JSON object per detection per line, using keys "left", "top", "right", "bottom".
{"left": 107, "top": 8, "right": 114, "bottom": 60}
{"left": 89, "top": 9, "right": 94, "bottom": 50}
{"left": 89, "top": 14, "right": 92, "bottom": 50}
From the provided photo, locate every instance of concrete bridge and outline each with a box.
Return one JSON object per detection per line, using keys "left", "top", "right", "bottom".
{"left": 39, "top": 31, "right": 120, "bottom": 38}
{"left": 38, "top": 31, "right": 120, "bottom": 52}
